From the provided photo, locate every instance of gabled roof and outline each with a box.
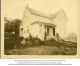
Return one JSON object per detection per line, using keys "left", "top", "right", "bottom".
{"left": 31, "top": 21, "right": 56, "bottom": 27}
{"left": 26, "top": 6, "right": 57, "bottom": 19}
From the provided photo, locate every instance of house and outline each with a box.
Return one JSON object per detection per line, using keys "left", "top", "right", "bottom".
{"left": 19, "top": 5, "right": 68, "bottom": 41}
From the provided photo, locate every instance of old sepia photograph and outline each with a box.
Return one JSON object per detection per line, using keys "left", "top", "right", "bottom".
{"left": 1, "top": 0, "right": 78, "bottom": 56}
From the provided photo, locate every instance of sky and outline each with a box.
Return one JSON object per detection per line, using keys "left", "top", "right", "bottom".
{"left": 1, "top": 0, "right": 80, "bottom": 34}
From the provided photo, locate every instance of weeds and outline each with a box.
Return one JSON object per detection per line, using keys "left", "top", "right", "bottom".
{"left": 4, "top": 37, "right": 77, "bottom": 55}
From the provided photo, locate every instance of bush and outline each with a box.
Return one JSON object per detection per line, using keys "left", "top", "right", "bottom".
{"left": 25, "top": 37, "right": 44, "bottom": 46}
{"left": 4, "top": 37, "right": 23, "bottom": 50}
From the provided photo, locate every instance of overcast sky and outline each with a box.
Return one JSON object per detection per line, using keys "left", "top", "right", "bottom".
{"left": 1, "top": 0, "right": 80, "bottom": 34}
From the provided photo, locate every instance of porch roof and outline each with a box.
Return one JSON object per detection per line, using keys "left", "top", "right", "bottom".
{"left": 31, "top": 21, "right": 56, "bottom": 27}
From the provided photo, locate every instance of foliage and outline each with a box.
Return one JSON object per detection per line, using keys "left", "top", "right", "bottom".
{"left": 4, "top": 17, "right": 21, "bottom": 36}
{"left": 4, "top": 37, "right": 77, "bottom": 55}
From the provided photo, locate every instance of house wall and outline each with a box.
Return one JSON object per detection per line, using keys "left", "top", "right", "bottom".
{"left": 29, "top": 24, "right": 45, "bottom": 40}
{"left": 20, "top": 7, "right": 32, "bottom": 38}
{"left": 51, "top": 10, "right": 67, "bottom": 38}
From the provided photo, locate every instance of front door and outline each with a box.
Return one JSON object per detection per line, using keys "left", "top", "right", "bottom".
{"left": 44, "top": 26, "right": 55, "bottom": 40}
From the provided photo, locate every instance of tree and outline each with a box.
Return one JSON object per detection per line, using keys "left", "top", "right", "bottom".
{"left": 4, "top": 17, "right": 21, "bottom": 37}
{"left": 14, "top": 19, "right": 21, "bottom": 36}
{"left": 4, "top": 17, "right": 15, "bottom": 32}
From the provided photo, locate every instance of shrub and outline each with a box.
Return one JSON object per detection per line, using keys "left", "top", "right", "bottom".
{"left": 4, "top": 37, "right": 23, "bottom": 50}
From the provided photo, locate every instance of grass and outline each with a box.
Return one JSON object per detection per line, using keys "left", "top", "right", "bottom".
{"left": 4, "top": 37, "right": 77, "bottom": 55}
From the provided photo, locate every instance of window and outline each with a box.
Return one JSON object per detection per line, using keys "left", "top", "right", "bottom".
{"left": 53, "top": 28, "right": 55, "bottom": 36}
